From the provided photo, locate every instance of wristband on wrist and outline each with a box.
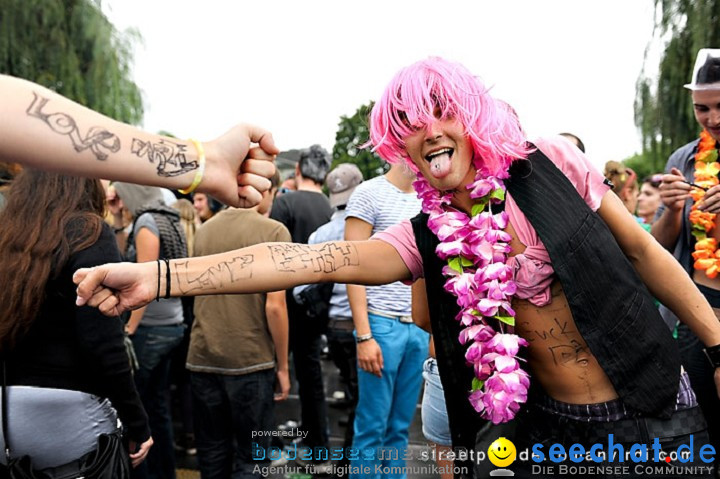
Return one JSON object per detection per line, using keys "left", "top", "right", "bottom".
{"left": 703, "top": 344, "right": 720, "bottom": 368}
{"left": 178, "top": 139, "right": 206, "bottom": 194}
{"left": 155, "top": 260, "right": 162, "bottom": 302}
{"left": 163, "top": 258, "right": 171, "bottom": 299}
{"left": 356, "top": 333, "right": 373, "bottom": 343}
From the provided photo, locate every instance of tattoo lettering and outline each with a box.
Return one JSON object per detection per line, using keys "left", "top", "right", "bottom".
{"left": 175, "top": 254, "right": 254, "bottom": 294}
{"left": 530, "top": 317, "right": 576, "bottom": 342}
{"left": 268, "top": 242, "right": 359, "bottom": 273}
{"left": 548, "top": 339, "right": 590, "bottom": 367}
{"left": 131, "top": 138, "right": 198, "bottom": 177}
{"left": 26, "top": 92, "right": 120, "bottom": 160}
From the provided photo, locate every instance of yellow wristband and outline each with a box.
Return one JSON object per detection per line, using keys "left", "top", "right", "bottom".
{"left": 179, "top": 139, "right": 206, "bottom": 194}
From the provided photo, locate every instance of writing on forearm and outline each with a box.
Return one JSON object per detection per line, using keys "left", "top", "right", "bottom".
{"left": 131, "top": 138, "right": 198, "bottom": 177}
{"left": 27, "top": 92, "right": 120, "bottom": 161}
{"left": 268, "top": 242, "right": 359, "bottom": 273}
{"left": 175, "top": 254, "right": 254, "bottom": 294}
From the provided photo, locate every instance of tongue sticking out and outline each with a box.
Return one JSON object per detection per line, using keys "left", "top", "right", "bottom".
{"left": 429, "top": 152, "right": 452, "bottom": 178}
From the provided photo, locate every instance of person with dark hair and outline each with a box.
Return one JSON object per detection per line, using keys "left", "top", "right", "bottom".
{"left": 0, "top": 161, "right": 21, "bottom": 210}
{"left": 652, "top": 47, "right": 720, "bottom": 471}
{"left": 0, "top": 74, "right": 277, "bottom": 208}
{"left": 269, "top": 144, "right": 333, "bottom": 464}
{"left": 0, "top": 170, "right": 152, "bottom": 473}
{"left": 192, "top": 192, "right": 223, "bottom": 223}
{"left": 558, "top": 132, "right": 585, "bottom": 153}
{"left": 77, "top": 57, "right": 720, "bottom": 478}
{"left": 637, "top": 174, "right": 663, "bottom": 226}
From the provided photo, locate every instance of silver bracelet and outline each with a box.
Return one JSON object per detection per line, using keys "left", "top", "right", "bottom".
{"left": 356, "top": 333, "right": 373, "bottom": 343}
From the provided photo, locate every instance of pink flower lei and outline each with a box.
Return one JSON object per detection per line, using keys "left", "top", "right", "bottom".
{"left": 415, "top": 167, "right": 530, "bottom": 424}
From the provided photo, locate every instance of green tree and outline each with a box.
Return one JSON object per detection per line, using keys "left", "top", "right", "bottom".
{"left": 333, "top": 102, "right": 386, "bottom": 180}
{"left": 0, "top": 0, "right": 143, "bottom": 124}
{"left": 623, "top": 152, "right": 657, "bottom": 180}
{"left": 635, "top": 0, "right": 720, "bottom": 170}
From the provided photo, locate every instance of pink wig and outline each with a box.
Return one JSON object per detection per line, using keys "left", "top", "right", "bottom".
{"left": 369, "top": 57, "right": 532, "bottom": 176}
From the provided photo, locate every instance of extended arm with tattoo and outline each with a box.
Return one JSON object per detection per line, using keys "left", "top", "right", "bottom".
{"left": 0, "top": 74, "right": 277, "bottom": 207}
{"left": 74, "top": 240, "right": 410, "bottom": 317}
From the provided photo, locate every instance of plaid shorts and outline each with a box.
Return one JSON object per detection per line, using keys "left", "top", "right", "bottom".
{"left": 532, "top": 371, "right": 697, "bottom": 423}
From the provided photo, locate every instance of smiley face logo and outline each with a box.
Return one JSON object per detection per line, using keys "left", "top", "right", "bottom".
{"left": 488, "top": 437, "right": 517, "bottom": 468}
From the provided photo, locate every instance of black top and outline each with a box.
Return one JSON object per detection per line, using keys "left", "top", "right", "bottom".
{"left": 505, "top": 148, "right": 679, "bottom": 417}
{"left": 5, "top": 223, "right": 150, "bottom": 442}
{"left": 410, "top": 148, "right": 680, "bottom": 462}
{"left": 270, "top": 190, "right": 333, "bottom": 244}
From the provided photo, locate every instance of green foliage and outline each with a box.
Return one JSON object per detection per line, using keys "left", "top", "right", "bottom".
{"left": 333, "top": 102, "right": 387, "bottom": 181}
{"left": 622, "top": 152, "right": 662, "bottom": 181}
{"left": 635, "top": 0, "right": 720, "bottom": 166}
{"left": 0, "top": 0, "right": 143, "bottom": 124}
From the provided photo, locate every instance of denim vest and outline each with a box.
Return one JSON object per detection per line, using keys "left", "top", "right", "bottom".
{"left": 411, "top": 148, "right": 681, "bottom": 453}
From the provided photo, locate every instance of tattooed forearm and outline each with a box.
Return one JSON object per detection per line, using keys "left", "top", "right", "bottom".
{"left": 131, "top": 138, "right": 198, "bottom": 177}
{"left": 26, "top": 92, "right": 120, "bottom": 160}
{"left": 268, "top": 242, "right": 359, "bottom": 273}
{"left": 175, "top": 254, "right": 254, "bottom": 294}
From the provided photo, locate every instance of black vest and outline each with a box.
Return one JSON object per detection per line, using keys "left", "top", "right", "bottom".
{"left": 411, "top": 148, "right": 680, "bottom": 452}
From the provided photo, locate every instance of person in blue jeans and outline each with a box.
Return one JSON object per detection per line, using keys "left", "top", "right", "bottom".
{"left": 344, "top": 162, "right": 428, "bottom": 479}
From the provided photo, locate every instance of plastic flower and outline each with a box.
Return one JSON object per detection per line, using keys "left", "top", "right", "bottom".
{"left": 414, "top": 169, "right": 529, "bottom": 423}
{"left": 692, "top": 130, "right": 720, "bottom": 278}
{"left": 459, "top": 323, "right": 495, "bottom": 344}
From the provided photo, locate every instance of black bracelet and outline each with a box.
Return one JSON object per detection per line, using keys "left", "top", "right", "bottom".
{"left": 163, "top": 258, "right": 171, "bottom": 299}
{"left": 155, "top": 260, "right": 162, "bottom": 302}
{"left": 703, "top": 344, "right": 720, "bottom": 368}
{"left": 356, "top": 333, "right": 373, "bottom": 344}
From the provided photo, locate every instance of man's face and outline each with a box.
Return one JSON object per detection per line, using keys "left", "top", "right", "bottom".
{"left": 403, "top": 117, "right": 474, "bottom": 192}
{"left": 692, "top": 89, "right": 720, "bottom": 142}
{"left": 193, "top": 193, "right": 212, "bottom": 221}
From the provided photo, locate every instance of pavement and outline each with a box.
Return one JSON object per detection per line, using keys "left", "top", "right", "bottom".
{"left": 174, "top": 347, "right": 445, "bottom": 478}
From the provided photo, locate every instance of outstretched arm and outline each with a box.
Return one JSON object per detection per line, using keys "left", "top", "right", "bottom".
{"left": 599, "top": 190, "right": 720, "bottom": 396}
{"left": 0, "top": 74, "right": 277, "bottom": 207}
{"left": 74, "top": 239, "right": 410, "bottom": 317}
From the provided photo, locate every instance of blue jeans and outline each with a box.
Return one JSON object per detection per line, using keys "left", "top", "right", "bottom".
{"left": 350, "top": 314, "right": 429, "bottom": 479}
{"left": 421, "top": 357, "right": 451, "bottom": 446}
{"left": 131, "top": 324, "right": 184, "bottom": 479}
{"left": 191, "top": 369, "right": 275, "bottom": 479}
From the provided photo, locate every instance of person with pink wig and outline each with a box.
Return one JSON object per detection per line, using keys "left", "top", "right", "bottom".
{"left": 75, "top": 57, "right": 719, "bottom": 477}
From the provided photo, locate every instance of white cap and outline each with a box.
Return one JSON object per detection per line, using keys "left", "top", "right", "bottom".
{"left": 685, "top": 49, "right": 720, "bottom": 90}
{"left": 326, "top": 163, "right": 363, "bottom": 208}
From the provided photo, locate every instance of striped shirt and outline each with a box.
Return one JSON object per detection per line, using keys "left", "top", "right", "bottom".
{"left": 345, "top": 175, "right": 421, "bottom": 315}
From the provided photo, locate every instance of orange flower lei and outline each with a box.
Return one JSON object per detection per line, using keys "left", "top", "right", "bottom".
{"left": 691, "top": 130, "right": 720, "bottom": 278}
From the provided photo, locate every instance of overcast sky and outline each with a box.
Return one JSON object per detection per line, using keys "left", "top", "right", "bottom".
{"left": 104, "top": 0, "right": 658, "bottom": 171}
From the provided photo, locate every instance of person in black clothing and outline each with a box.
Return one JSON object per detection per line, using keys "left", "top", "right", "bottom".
{"left": 0, "top": 169, "right": 152, "bottom": 472}
{"left": 269, "top": 144, "right": 333, "bottom": 459}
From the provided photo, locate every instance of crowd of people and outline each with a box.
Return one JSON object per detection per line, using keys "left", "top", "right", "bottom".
{"left": 1, "top": 48, "right": 720, "bottom": 479}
